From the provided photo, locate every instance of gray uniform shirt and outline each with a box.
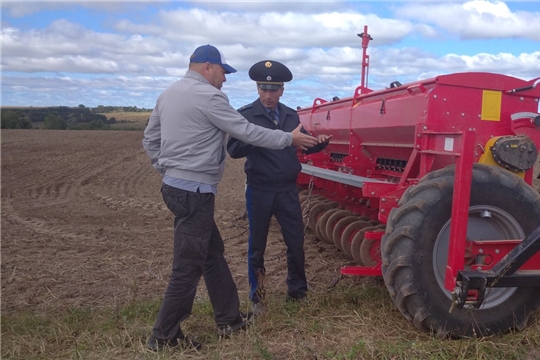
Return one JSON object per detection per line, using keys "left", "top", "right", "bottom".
{"left": 143, "top": 70, "right": 293, "bottom": 187}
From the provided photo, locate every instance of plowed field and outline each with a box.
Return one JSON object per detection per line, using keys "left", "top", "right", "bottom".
{"left": 1, "top": 130, "right": 346, "bottom": 315}
{"left": 2, "top": 129, "right": 539, "bottom": 316}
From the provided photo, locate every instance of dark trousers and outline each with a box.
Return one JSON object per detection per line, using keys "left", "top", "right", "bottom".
{"left": 246, "top": 186, "right": 307, "bottom": 303}
{"left": 151, "top": 184, "right": 240, "bottom": 341}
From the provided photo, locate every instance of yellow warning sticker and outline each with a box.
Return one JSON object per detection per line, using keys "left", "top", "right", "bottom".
{"left": 481, "top": 90, "right": 501, "bottom": 121}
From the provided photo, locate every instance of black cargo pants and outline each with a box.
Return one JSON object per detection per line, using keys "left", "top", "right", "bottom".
{"left": 151, "top": 184, "right": 240, "bottom": 341}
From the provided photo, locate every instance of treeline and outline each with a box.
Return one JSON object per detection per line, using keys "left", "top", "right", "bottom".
{"left": 94, "top": 105, "right": 153, "bottom": 113}
{"left": 1, "top": 105, "right": 149, "bottom": 130}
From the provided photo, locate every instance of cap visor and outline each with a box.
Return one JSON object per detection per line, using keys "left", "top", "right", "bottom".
{"left": 221, "top": 64, "right": 236, "bottom": 74}
{"left": 258, "top": 83, "right": 282, "bottom": 90}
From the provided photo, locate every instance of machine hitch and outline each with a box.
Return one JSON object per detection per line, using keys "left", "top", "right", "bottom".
{"left": 453, "top": 225, "right": 540, "bottom": 309}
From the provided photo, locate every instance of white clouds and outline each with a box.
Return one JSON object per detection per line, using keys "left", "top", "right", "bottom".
{"left": 2, "top": 1, "right": 146, "bottom": 17}
{"left": 187, "top": 0, "right": 348, "bottom": 14}
{"left": 1, "top": 0, "right": 539, "bottom": 108}
{"left": 398, "top": 0, "right": 540, "bottom": 40}
{"left": 3, "top": 55, "right": 120, "bottom": 74}
{"left": 446, "top": 51, "right": 540, "bottom": 79}
{"left": 2, "top": 2, "right": 58, "bottom": 17}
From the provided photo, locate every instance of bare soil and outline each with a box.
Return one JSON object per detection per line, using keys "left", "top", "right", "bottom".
{"left": 2, "top": 129, "right": 540, "bottom": 316}
{"left": 1, "top": 130, "right": 348, "bottom": 316}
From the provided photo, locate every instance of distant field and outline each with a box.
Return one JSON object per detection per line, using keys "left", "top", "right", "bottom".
{"left": 98, "top": 112, "right": 151, "bottom": 130}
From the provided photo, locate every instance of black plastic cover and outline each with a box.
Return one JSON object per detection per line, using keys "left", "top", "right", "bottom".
{"left": 491, "top": 136, "right": 538, "bottom": 172}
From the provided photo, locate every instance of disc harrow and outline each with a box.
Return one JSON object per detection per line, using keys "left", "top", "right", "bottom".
{"left": 300, "top": 192, "right": 383, "bottom": 266}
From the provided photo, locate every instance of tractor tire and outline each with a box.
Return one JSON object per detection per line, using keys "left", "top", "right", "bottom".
{"left": 381, "top": 164, "right": 540, "bottom": 337}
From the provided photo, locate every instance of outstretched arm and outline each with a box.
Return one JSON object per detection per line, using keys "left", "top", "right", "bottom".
{"left": 291, "top": 123, "right": 318, "bottom": 150}
{"left": 227, "top": 136, "right": 257, "bottom": 158}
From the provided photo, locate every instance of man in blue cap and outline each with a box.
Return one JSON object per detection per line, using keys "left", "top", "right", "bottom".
{"left": 227, "top": 60, "right": 332, "bottom": 315}
{"left": 143, "top": 47, "right": 318, "bottom": 351}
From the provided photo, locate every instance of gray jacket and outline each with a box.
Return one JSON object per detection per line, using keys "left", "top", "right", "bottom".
{"left": 142, "top": 70, "right": 293, "bottom": 187}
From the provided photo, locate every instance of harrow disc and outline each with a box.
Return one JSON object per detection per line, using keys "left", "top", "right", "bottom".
{"left": 340, "top": 220, "right": 371, "bottom": 258}
{"left": 332, "top": 216, "right": 359, "bottom": 251}
{"left": 324, "top": 210, "right": 352, "bottom": 246}
{"left": 300, "top": 195, "right": 326, "bottom": 212}
{"left": 315, "top": 208, "right": 341, "bottom": 243}
{"left": 359, "top": 229, "right": 385, "bottom": 266}
{"left": 308, "top": 202, "right": 334, "bottom": 231}
{"left": 302, "top": 200, "right": 321, "bottom": 226}
{"left": 350, "top": 225, "right": 378, "bottom": 266}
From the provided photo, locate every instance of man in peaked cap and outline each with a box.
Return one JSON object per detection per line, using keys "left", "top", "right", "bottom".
{"left": 250, "top": 60, "right": 293, "bottom": 91}
{"left": 227, "top": 60, "right": 332, "bottom": 315}
{"left": 143, "top": 48, "right": 318, "bottom": 351}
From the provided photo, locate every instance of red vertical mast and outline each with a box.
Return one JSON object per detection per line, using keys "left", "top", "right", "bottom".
{"left": 357, "top": 25, "right": 373, "bottom": 94}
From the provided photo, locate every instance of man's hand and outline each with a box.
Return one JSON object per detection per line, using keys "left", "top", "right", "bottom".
{"left": 316, "top": 134, "right": 332, "bottom": 143}
{"left": 291, "top": 124, "right": 317, "bottom": 150}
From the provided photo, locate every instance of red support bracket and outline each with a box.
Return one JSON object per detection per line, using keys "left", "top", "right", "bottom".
{"left": 341, "top": 263, "right": 382, "bottom": 277}
{"left": 444, "top": 129, "right": 476, "bottom": 291}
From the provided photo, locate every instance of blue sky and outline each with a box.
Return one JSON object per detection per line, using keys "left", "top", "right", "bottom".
{"left": 2, "top": 1, "right": 539, "bottom": 110}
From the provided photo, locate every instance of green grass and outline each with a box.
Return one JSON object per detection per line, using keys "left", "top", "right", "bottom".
{"left": 2, "top": 281, "right": 539, "bottom": 359}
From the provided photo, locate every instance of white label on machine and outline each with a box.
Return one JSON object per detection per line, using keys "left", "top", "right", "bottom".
{"left": 444, "top": 138, "right": 454, "bottom": 151}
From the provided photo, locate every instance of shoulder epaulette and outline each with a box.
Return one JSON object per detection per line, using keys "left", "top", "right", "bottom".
{"left": 237, "top": 104, "right": 253, "bottom": 112}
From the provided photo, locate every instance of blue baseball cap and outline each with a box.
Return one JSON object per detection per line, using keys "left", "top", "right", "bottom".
{"left": 190, "top": 44, "right": 237, "bottom": 74}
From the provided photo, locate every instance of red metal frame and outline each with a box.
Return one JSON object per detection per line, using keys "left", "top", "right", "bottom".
{"left": 443, "top": 130, "right": 475, "bottom": 290}
{"left": 467, "top": 239, "right": 540, "bottom": 271}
